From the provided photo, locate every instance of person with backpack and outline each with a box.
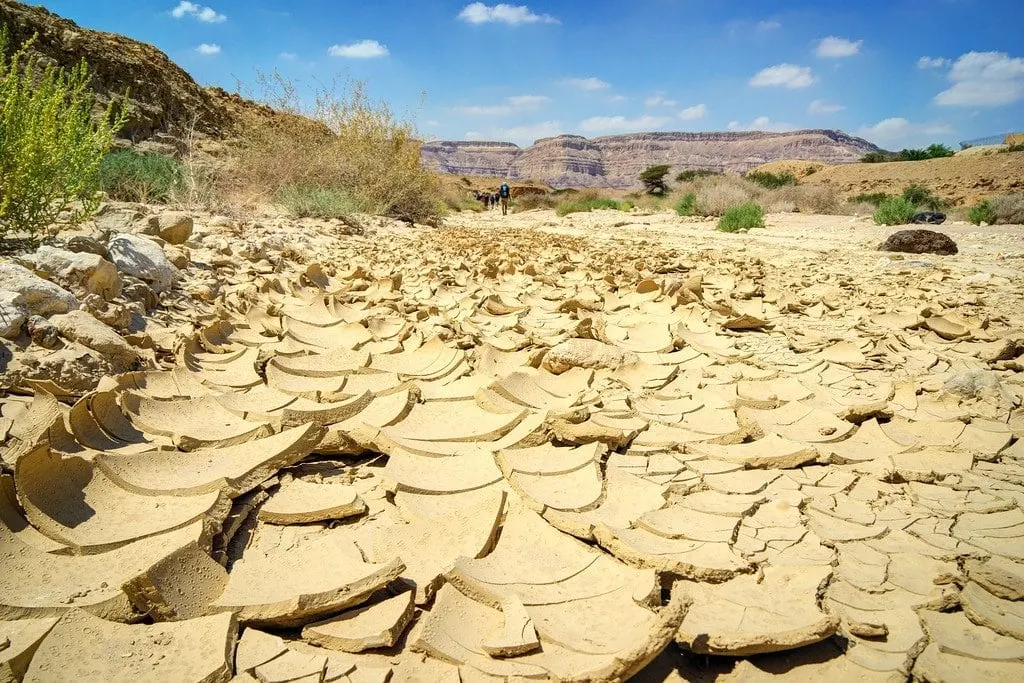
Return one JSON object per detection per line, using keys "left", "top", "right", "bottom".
{"left": 498, "top": 182, "right": 511, "bottom": 215}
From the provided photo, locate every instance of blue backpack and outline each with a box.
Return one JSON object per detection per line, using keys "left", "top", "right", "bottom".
{"left": 499, "top": 183, "right": 510, "bottom": 198}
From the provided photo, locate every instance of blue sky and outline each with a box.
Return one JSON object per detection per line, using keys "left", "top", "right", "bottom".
{"left": 36, "top": 1, "right": 1024, "bottom": 149}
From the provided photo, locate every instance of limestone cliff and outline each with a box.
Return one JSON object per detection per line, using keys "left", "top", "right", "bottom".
{"left": 422, "top": 130, "right": 881, "bottom": 188}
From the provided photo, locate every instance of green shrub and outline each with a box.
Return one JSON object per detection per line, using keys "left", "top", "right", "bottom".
{"left": 276, "top": 185, "right": 359, "bottom": 218}
{"left": 98, "top": 150, "right": 185, "bottom": 203}
{"left": 967, "top": 200, "right": 995, "bottom": 225}
{"left": 873, "top": 197, "right": 917, "bottom": 225}
{"left": 0, "top": 30, "right": 127, "bottom": 240}
{"left": 639, "top": 164, "right": 670, "bottom": 194}
{"left": 744, "top": 171, "right": 797, "bottom": 189}
{"left": 1001, "top": 143, "right": 1024, "bottom": 154}
{"left": 925, "top": 144, "right": 955, "bottom": 159}
{"left": 901, "top": 184, "right": 946, "bottom": 211}
{"left": 555, "top": 197, "right": 621, "bottom": 216}
{"left": 674, "top": 192, "right": 697, "bottom": 216}
{"left": 619, "top": 199, "right": 635, "bottom": 211}
{"left": 989, "top": 193, "right": 1024, "bottom": 224}
{"left": 848, "top": 192, "right": 892, "bottom": 206}
{"left": 676, "top": 169, "right": 720, "bottom": 182}
{"left": 717, "top": 202, "right": 764, "bottom": 232}
{"left": 860, "top": 151, "right": 894, "bottom": 163}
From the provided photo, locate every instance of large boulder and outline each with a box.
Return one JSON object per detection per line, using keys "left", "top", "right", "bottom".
{"left": 542, "top": 339, "right": 640, "bottom": 374}
{"left": 0, "top": 264, "right": 78, "bottom": 315}
{"left": 65, "top": 235, "right": 109, "bottom": 258}
{"left": 107, "top": 233, "right": 179, "bottom": 293}
{"left": 144, "top": 212, "right": 194, "bottom": 245}
{"left": 0, "top": 291, "right": 27, "bottom": 339}
{"left": 878, "top": 229, "right": 958, "bottom": 256}
{"left": 49, "top": 310, "right": 139, "bottom": 370}
{"left": 31, "top": 246, "right": 122, "bottom": 300}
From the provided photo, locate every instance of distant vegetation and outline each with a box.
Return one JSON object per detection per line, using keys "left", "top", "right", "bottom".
{"left": 860, "top": 144, "right": 955, "bottom": 163}
{"left": 555, "top": 191, "right": 628, "bottom": 216}
{"left": 639, "top": 165, "right": 670, "bottom": 195}
{"left": 717, "top": 201, "right": 764, "bottom": 232}
{"left": 0, "top": 29, "right": 127, "bottom": 240}
{"left": 968, "top": 200, "right": 995, "bottom": 226}
{"left": 675, "top": 169, "right": 721, "bottom": 182}
{"left": 900, "top": 184, "right": 947, "bottom": 211}
{"left": 744, "top": 170, "right": 798, "bottom": 189}
{"left": 674, "top": 192, "right": 697, "bottom": 216}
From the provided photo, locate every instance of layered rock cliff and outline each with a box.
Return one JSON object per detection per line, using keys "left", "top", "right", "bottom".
{"left": 422, "top": 130, "right": 881, "bottom": 188}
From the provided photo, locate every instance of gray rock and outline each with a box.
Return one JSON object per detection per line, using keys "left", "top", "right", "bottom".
{"left": 878, "top": 229, "right": 958, "bottom": 256}
{"left": 31, "top": 245, "right": 122, "bottom": 300}
{"left": 26, "top": 315, "right": 60, "bottom": 349}
{"left": 0, "top": 291, "right": 27, "bottom": 339}
{"left": 943, "top": 369, "right": 1001, "bottom": 398}
{"left": 94, "top": 208, "right": 145, "bottom": 233}
{"left": 65, "top": 235, "right": 109, "bottom": 258}
{"left": 107, "top": 233, "right": 179, "bottom": 293}
{"left": 146, "top": 212, "right": 193, "bottom": 245}
{"left": 0, "top": 263, "right": 78, "bottom": 315}
{"left": 49, "top": 309, "right": 138, "bottom": 370}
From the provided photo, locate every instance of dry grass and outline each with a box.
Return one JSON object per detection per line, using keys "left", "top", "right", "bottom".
{"left": 225, "top": 73, "right": 439, "bottom": 223}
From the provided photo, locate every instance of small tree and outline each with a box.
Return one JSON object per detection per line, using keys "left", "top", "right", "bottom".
{"left": 925, "top": 143, "right": 954, "bottom": 159}
{"left": 639, "top": 164, "right": 670, "bottom": 195}
{"left": 0, "top": 30, "right": 127, "bottom": 240}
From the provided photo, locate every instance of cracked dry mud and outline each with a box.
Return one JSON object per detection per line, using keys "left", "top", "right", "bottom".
{"left": 2, "top": 207, "right": 1024, "bottom": 682}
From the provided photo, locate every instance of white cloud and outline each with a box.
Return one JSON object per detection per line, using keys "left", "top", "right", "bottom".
{"left": 457, "top": 104, "right": 514, "bottom": 115}
{"left": 679, "top": 104, "right": 708, "bottom": 120}
{"left": 727, "top": 116, "right": 796, "bottom": 132}
{"left": 195, "top": 43, "right": 221, "bottom": 55}
{"left": 858, "top": 117, "right": 953, "bottom": 145}
{"left": 328, "top": 40, "right": 389, "bottom": 59}
{"left": 506, "top": 94, "right": 549, "bottom": 108}
{"left": 501, "top": 121, "right": 563, "bottom": 143}
{"left": 608, "top": 94, "right": 627, "bottom": 103}
{"left": 808, "top": 99, "right": 844, "bottom": 114}
{"left": 749, "top": 63, "right": 816, "bottom": 89}
{"left": 170, "top": 2, "right": 226, "bottom": 23}
{"left": 457, "top": 3, "right": 558, "bottom": 25}
{"left": 758, "top": 19, "right": 781, "bottom": 31}
{"left": 578, "top": 115, "right": 671, "bottom": 133}
{"left": 456, "top": 94, "right": 549, "bottom": 116}
{"left": 816, "top": 36, "right": 862, "bottom": 58}
{"left": 934, "top": 51, "right": 1024, "bottom": 107}
{"left": 279, "top": 52, "right": 297, "bottom": 61}
{"left": 563, "top": 77, "right": 610, "bottom": 91}
{"left": 644, "top": 93, "right": 677, "bottom": 108}
{"left": 918, "top": 56, "right": 950, "bottom": 69}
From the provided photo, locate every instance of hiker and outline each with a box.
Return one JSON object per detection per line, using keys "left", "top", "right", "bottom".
{"left": 498, "top": 182, "right": 511, "bottom": 215}
{"left": 491, "top": 192, "right": 499, "bottom": 210}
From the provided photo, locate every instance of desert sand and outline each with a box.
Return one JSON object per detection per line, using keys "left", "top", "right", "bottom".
{"left": 2, "top": 205, "right": 1024, "bottom": 682}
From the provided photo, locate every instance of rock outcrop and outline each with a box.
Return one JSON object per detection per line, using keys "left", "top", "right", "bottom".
{"left": 422, "top": 130, "right": 881, "bottom": 188}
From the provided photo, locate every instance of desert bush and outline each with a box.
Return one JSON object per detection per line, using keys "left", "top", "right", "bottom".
{"left": 967, "top": 200, "right": 995, "bottom": 225}
{"left": 717, "top": 202, "right": 764, "bottom": 232}
{"left": 1001, "top": 143, "right": 1024, "bottom": 154}
{"left": 0, "top": 30, "right": 127, "bottom": 239}
{"left": 231, "top": 73, "right": 439, "bottom": 222}
{"left": 555, "top": 195, "right": 622, "bottom": 216}
{"left": 512, "top": 193, "right": 558, "bottom": 212}
{"left": 694, "top": 176, "right": 760, "bottom": 216}
{"left": 901, "top": 184, "right": 947, "bottom": 211}
{"left": 639, "top": 165, "right": 670, "bottom": 194}
{"left": 989, "top": 193, "right": 1024, "bottom": 224}
{"left": 676, "top": 169, "right": 720, "bottom": 182}
{"left": 873, "top": 197, "right": 917, "bottom": 225}
{"left": 860, "top": 151, "right": 894, "bottom": 163}
{"left": 276, "top": 185, "right": 360, "bottom": 218}
{"left": 763, "top": 185, "right": 841, "bottom": 214}
{"left": 848, "top": 192, "right": 892, "bottom": 206}
{"left": 99, "top": 150, "right": 185, "bottom": 203}
{"left": 745, "top": 170, "right": 797, "bottom": 189}
{"left": 674, "top": 193, "right": 697, "bottom": 216}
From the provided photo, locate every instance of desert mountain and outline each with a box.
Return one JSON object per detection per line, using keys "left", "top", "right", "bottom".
{"left": 0, "top": 0, "right": 265, "bottom": 142}
{"left": 422, "top": 131, "right": 881, "bottom": 188}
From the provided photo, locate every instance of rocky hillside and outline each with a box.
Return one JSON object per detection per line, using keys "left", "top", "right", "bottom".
{"left": 0, "top": 0, "right": 258, "bottom": 141}
{"left": 422, "top": 130, "right": 881, "bottom": 188}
